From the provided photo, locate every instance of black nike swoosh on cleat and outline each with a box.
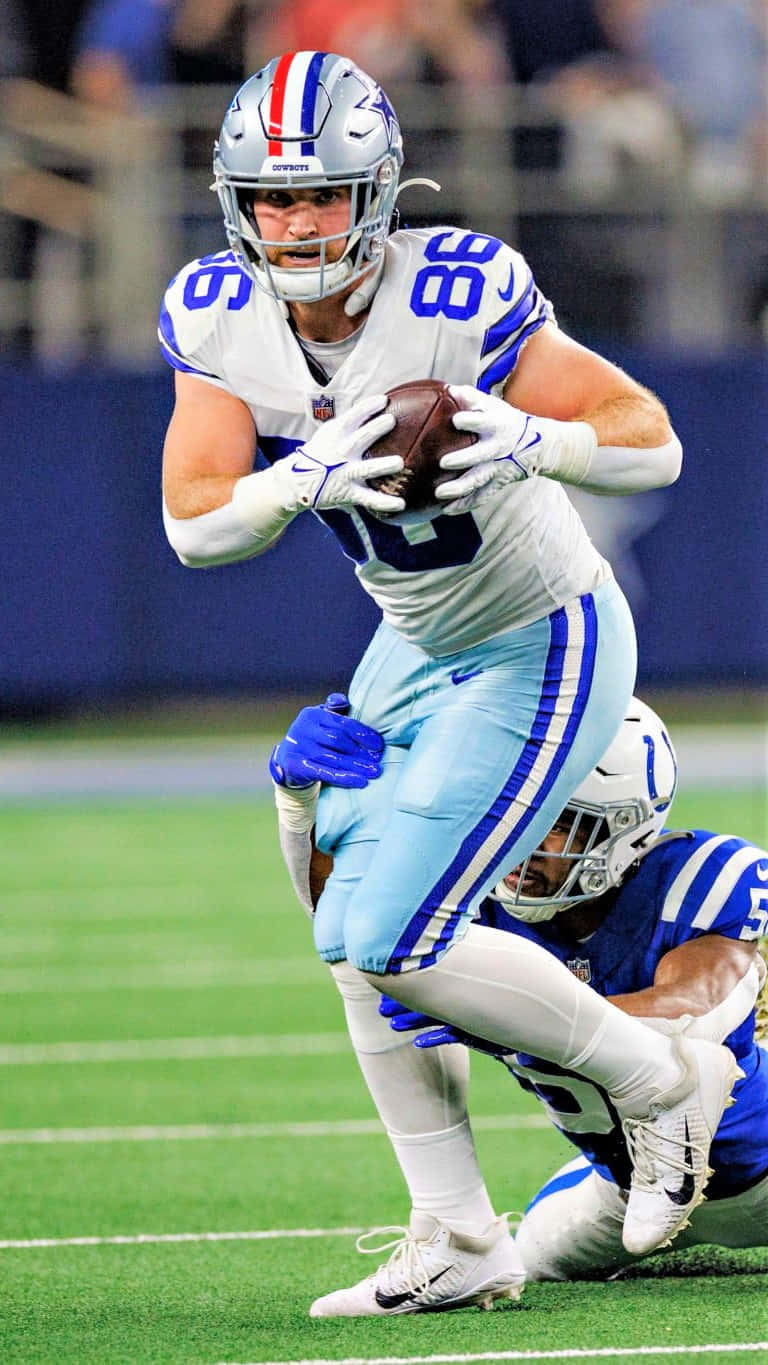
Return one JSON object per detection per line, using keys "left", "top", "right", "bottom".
{"left": 374, "top": 1265, "right": 453, "bottom": 1310}
{"left": 664, "top": 1117, "right": 696, "bottom": 1207}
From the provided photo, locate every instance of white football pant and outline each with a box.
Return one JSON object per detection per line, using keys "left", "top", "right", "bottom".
{"left": 516, "top": 1155, "right": 768, "bottom": 1280}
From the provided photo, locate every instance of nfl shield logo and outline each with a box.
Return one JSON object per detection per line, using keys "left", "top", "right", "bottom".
{"left": 312, "top": 394, "right": 335, "bottom": 421}
{"left": 566, "top": 957, "right": 592, "bottom": 984}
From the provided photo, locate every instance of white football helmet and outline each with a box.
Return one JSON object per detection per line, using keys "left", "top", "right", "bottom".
{"left": 494, "top": 697, "right": 678, "bottom": 923}
{"left": 212, "top": 51, "right": 404, "bottom": 306}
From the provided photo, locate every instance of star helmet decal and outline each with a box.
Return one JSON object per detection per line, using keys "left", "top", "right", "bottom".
{"left": 347, "top": 74, "right": 400, "bottom": 147}
{"left": 366, "top": 87, "right": 399, "bottom": 145}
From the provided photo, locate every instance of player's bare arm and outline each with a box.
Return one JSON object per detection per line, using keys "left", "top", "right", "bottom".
{"left": 503, "top": 321, "right": 674, "bottom": 448}
{"left": 163, "top": 373, "right": 257, "bottom": 518}
{"left": 437, "top": 321, "right": 681, "bottom": 510}
{"left": 607, "top": 935, "right": 760, "bottom": 1022}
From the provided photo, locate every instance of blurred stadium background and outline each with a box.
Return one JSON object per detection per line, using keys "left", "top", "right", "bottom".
{"left": 1, "top": 0, "right": 767, "bottom": 803}
{"left": 1, "top": 0, "right": 767, "bottom": 774}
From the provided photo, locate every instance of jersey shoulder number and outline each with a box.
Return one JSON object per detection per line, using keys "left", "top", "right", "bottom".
{"left": 655, "top": 829, "right": 768, "bottom": 941}
{"left": 158, "top": 250, "right": 253, "bottom": 385}
{"left": 403, "top": 226, "right": 553, "bottom": 395}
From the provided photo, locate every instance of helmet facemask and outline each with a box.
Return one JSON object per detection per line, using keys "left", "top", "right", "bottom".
{"left": 217, "top": 159, "right": 398, "bottom": 304}
{"left": 493, "top": 802, "right": 644, "bottom": 923}
{"left": 212, "top": 53, "right": 404, "bottom": 306}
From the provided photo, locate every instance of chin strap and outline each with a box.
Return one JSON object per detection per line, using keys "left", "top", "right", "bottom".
{"left": 344, "top": 257, "right": 385, "bottom": 317}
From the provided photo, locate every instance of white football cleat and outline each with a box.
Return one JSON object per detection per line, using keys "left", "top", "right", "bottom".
{"left": 621, "top": 1036, "right": 744, "bottom": 1256}
{"left": 309, "top": 1211, "right": 525, "bottom": 1317}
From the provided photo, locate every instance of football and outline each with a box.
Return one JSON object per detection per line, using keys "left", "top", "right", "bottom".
{"left": 363, "top": 379, "right": 476, "bottom": 519}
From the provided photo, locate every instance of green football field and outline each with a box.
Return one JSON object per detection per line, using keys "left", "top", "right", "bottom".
{"left": 0, "top": 786, "right": 766, "bottom": 1363}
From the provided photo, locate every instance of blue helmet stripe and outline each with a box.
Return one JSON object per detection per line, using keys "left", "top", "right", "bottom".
{"left": 301, "top": 51, "right": 327, "bottom": 155}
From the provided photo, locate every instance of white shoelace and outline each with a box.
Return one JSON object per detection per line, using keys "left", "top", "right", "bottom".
{"left": 355, "top": 1225, "right": 434, "bottom": 1297}
{"left": 623, "top": 1115, "right": 707, "bottom": 1190}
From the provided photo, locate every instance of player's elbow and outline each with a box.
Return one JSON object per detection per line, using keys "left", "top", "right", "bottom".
{"left": 163, "top": 518, "right": 217, "bottom": 567}
{"left": 168, "top": 543, "right": 211, "bottom": 569}
{"left": 656, "top": 432, "right": 682, "bottom": 487}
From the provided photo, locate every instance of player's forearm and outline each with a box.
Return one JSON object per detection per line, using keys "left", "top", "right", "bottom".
{"left": 607, "top": 984, "right": 708, "bottom": 1020}
{"left": 607, "top": 959, "right": 762, "bottom": 1043}
{"left": 536, "top": 393, "right": 681, "bottom": 494}
{"left": 162, "top": 465, "right": 302, "bottom": 567}
{"left": 274, "top": 783, "right": 321, "bottom": 918}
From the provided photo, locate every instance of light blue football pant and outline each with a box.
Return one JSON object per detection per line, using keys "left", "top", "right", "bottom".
{"left": 313, "top": 578, "right": 636, "bottom": 974}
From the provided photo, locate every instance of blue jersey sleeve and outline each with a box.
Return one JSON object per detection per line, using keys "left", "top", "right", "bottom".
{"left": 656, "top": 830, "right": 768, "bottom": 943}
{"left": 476, "top": 243, "right": 553, "bottom": 396}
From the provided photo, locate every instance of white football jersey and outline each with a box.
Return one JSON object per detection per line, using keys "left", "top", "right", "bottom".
{"left": 160, "top": 226, "right": 611, "bottom": 655}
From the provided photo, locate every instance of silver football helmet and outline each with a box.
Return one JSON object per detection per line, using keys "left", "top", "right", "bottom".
{"left": 494, "top": 697, "right": 679, "bottom": 923}
{"left": 212, "top": 51, "right": 404, "bottom": 305}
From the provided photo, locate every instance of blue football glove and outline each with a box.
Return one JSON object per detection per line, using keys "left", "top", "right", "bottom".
{"left": 378, "top": 994, "right": 443, "bottom": 1033}
{"left": 379, "top": 994, "right": 510, "bottom": 1058}
{"left": 269, "top": 693, "right": 385, "bottom": 789}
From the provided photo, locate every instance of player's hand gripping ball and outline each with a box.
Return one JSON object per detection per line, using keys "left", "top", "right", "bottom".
{"left": 363, "top": 380, "right": 476, "bottom": 523}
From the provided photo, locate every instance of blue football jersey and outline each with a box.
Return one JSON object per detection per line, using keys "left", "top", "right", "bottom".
{"left": 480, "top": 829, "right": 768, "bottom": 1196}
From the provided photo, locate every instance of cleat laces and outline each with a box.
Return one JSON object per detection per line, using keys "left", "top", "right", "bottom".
{"left": 355, "top": 1225, "right": 436, "bottom": 1299}
{"left": 623, "top": 1115, "right": 706, "bottom": 1192}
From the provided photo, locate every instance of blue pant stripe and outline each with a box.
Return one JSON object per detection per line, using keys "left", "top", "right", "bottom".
{"left": 474, "top": 593, "right": 598, "bottom": 890}
{"left": 387, "top": 596, "right": 598, "bottom": 972}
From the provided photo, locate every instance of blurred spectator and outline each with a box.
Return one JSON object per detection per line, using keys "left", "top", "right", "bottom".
{"left": 1, "top": 0, "right": 30, "bottom": 81}
{"left": 69, "top": 0, "right": 244, "bottom": 110}
{"left": 2, "top": 1, "right": 95, "bottom": 359}
{"left": 15, "top": 0, "right": 91, "bottom": 90}
{"left": 260, "top": 0, "right": 508, "bottom": 86}
{"left": 623, "top": 0, "right": 768, "bottom": 203}
{"left": 491, "top": 0, "right": 682, "bottom": 191}
{"left": 490, "top": 0, "right": 613, "bottom": 84}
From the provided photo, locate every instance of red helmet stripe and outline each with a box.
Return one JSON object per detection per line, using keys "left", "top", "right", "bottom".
{"left": 267, "top": 51, "right": 296, "bottom": 154}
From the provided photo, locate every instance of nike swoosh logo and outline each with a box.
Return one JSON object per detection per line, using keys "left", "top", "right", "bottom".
{"left": 374, "top": 1265, "right": 453, "bottom": 1310}
{"left": 664, "top": 1117, "right": 696, "bottom": 1207}
{"left": 497, "top": 264, "right": 515, "bottom": 301}
{"left": 756, "top": 862, "right": 768, "bottom": 882}
{"left": 291, "top": 461, "right": 318, "bottom": 475}
{"left": 450, "top": 667, "right": 484, "bottom": 685}
{"left": 517, "top": 431, "right": 542, "bottom": 455}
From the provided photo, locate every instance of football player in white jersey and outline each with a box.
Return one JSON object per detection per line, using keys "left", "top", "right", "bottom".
{"left": 160, "top": 51, "right": 739, "bottom": 1277}
{"left": 273, "top": 695, "right": 767, "bottom": 1310}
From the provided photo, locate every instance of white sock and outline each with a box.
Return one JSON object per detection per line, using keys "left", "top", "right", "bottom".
{"left": 366, "top": 922, "right": 686, "bottom": 1117}
{"left": 330, "top": 960, "right": 496, "bottom": 1233}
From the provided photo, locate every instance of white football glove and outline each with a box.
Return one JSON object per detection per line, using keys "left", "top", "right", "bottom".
{"left": 272, "top": 394, "right": 405, "bottom": 516}
{"left": 436, "top": 385, "right": 560, "bottom": 514}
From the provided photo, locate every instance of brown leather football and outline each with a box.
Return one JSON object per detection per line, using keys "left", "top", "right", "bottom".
{"left": 363, "top": 379, "right": 476, "bottom": 516}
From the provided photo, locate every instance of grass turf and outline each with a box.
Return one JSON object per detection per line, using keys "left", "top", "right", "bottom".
{"left": 0, "top": 789, "right": 765, "bottom": 1362}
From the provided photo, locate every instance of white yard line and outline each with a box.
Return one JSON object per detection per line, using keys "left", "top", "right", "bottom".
{"left": 0, "top": 1226, "right": 364, "bottom": 1250}
{"left": 214, "top": 1349, "right": 768, "bottom": 1365}
{"left": 0, "top": 1114, "right": 547, "bottom": 1145}
{"left": 0, "top": 956, "right": 324, "bottom": 994}
{"left": 0, "top": 1032, "right": 350, "bottom": 1065}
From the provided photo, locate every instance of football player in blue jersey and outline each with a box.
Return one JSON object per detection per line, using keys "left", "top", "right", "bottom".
{"left": 160, "top": 51, "right": 738, "bottom": 1277}
{"left": 272, "top": 694, "right": 766, "bottom": 1311}
{"left": 383, "top": 706, "right": 768, "bottom": 1282}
